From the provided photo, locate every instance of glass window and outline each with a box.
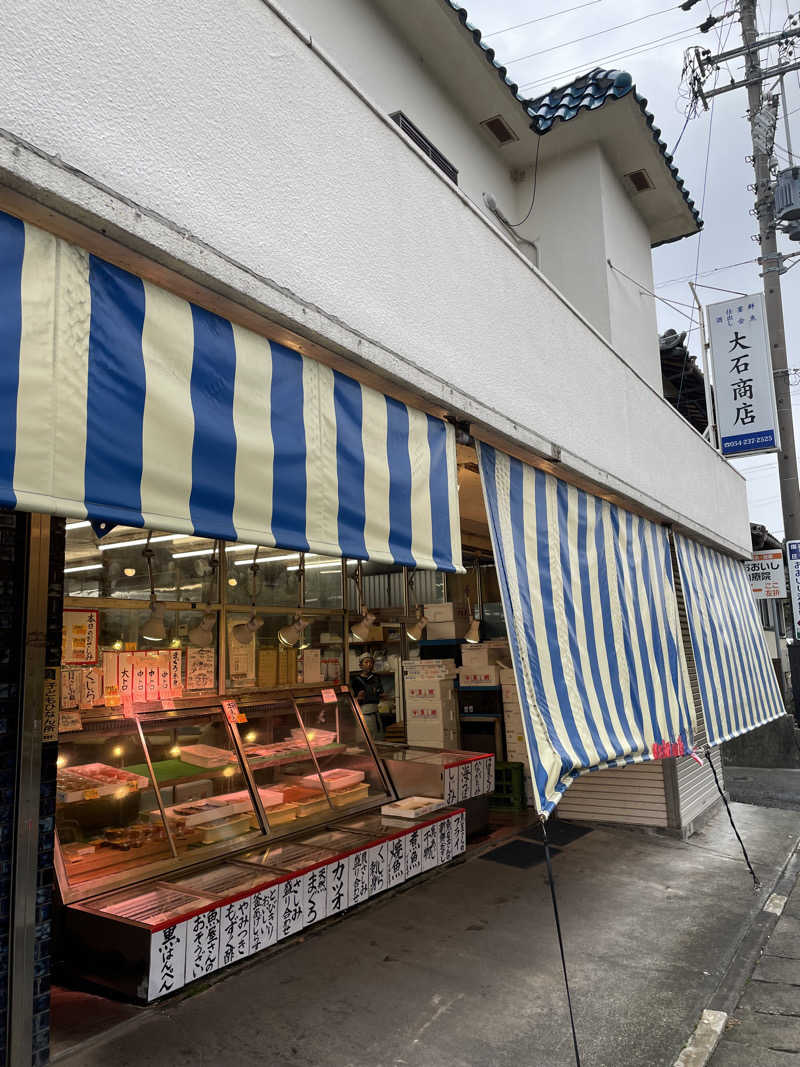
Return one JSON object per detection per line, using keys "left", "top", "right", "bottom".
{"left": 136, "top": 708, "right": 260, "bottom": 855}
{"left": 64, "top": 524, "right": 219, "bottom": 603}
{"left": 56, "top": 721, "right": 173, "bottom": 890}
{"left": 225, "top": 613, "right": 345, "bottom": 690}
{"left": 225, "top": 548, "right": 301, "bottom": 609}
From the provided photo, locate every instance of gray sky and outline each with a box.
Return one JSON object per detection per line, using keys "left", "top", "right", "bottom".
{"left": 463, "top": 0, "right": 799, "bottom": 539}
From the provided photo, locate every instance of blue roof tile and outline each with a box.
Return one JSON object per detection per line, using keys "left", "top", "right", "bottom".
{"left": 446, "top": 3, "right": 701, "bottom": 240}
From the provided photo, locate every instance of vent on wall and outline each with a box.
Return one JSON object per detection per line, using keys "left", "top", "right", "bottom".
{"left": 390, "top": 111, "right": 459, "bottom": 185}
{"left": 481, "top": 115, "right": 519, "bottom": 145}
{"left": 624, "top": 169, "right": 655, "bottom": 193}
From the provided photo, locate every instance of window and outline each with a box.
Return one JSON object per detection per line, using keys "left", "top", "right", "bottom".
{"left": 390, "top": 111, "right": 458, "bottom": 185}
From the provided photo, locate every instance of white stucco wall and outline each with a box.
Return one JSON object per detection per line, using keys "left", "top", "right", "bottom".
{"left": 599, "top": 149, "right": 663, "bottom": 389}
{"left": 0, "top": 0, "right": 750, "bottom": 554}
{"left": 514, "top": 145, "right": 612, "bottom": 344}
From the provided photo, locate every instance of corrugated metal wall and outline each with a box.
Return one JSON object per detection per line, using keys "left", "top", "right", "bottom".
{"left": 667, "top": 535, "right": 723, "bottom": 830}
{"left": 556, "top": 762, "right": 669, "bottom": 827}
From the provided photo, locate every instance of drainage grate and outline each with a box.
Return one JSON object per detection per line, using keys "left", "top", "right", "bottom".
{"left": 480, "top": 839, "right": 554, "bottom": 869}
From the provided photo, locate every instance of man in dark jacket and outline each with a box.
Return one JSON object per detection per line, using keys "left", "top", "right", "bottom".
{"left": 349, "top": 653, "right": 384, "bottom": 738}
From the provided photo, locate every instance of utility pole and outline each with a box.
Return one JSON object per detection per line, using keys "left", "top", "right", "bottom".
{"left": 739, "top": 0, "right": 800, "bottom": 546}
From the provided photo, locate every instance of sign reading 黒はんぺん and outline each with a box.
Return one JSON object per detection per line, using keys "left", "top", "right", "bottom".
{"left": 707, "top": 294, "right": 779, "bottom": 457}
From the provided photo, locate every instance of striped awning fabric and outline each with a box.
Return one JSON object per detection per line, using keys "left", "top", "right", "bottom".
{"left": 477, "top": 442, "right": 695, "bottom": 815}
{"left": 0, "top": 210, "right": 462, "bottom": 571}
{"left": 673, "top": 533, "right": 785, "bottom": 746}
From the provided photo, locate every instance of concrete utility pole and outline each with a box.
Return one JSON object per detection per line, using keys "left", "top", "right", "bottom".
{"left": 739, "top": 0, "right": 800, "bottom": 546}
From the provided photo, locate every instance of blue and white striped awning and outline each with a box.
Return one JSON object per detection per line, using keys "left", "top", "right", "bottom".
{"left": 0, "top": 210, "right": 462, "bottom": 571}
{"left": 674, "top": 534, "right": 785, "bottom": 746}
{"left": 477, "top": 442, "right": 695, "bottom": 814}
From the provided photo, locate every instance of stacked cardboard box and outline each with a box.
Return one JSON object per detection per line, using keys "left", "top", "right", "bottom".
{"left": 457, "top": 639, "right": 509, "bottom": 689}
{"left": 403, "top": 659, "right": 458, "bottom": 749}
{"left": 499, "top": 666, "right": 535, "bottom": 806}
{"left": 423, "top": 602, "right": 469, "bottom": 641}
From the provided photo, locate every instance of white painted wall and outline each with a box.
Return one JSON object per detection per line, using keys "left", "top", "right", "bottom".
{"left": 599, "top": 149, "right": 663, "bottom": 389}
{"left": 513, "top": 145, "right": 612, "bottom": 345}
{"left": 0, "top": 0, "right": 750, "bottom": 554}
{"left": 282, "top": 0, "right": 516, "bottom": 219}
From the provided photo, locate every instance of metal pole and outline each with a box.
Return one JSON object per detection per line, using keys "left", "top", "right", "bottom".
{"left": 740, "top": 0, "right": 800, "bottom": 546}
{"left": 689, "top": 281, "right": 719, "bottom": 449}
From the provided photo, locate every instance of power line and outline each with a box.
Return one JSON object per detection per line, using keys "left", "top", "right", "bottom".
{"left": 482, "top": 0, "right": 609, "bottom": 40}
{"left": 506, "top": 4, "right": 680, "bottom": 67}
{"left": 655, "top": 258, "right": 758, "bottom": 288}
{"left": 517, "top": 27, "right": 700, "bottom": 92}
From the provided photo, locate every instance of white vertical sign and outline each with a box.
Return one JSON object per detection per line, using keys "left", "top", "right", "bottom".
{"left": 707, "top": 293, "right": 779, "bottom": 456}
{"left": 744, "top": 549, "right": 787, "bottom": 599}
{"left": 787, "top": 541, "right": 800, "bottom": 640}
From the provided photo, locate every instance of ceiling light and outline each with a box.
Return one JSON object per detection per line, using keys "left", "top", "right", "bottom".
{"left": 188, "top": 612, "right": 216, "bottom": 648}
{"left": 64, "top": 563, "right": 103, "bottom": 574}
{"left": 288, "top": 559, "right": 356, "bottom": 572}
{"left": 351, "top": 610, "right": 377, "bottom": 643}
{"left": 227, "top": 577, "right": 238, "bottom": 587}
{"left": 172, "top": 543, "right": 257, "bottom": 560}
{"left": 66, "top": 520, "right": 92, "bottom": 530}
{"left": 99, "top": 534, "right": 187, "bottom": 552}
{"left": 141, "top": 601, "right": 167, "bottom": 642}
{"left": 234, "top": 552, "right": 312, "bottom": 567}
{"left": 232, "top": 614, "right": 263, "bottom": 644}
{"left": 123, "top": 567, "right": 136, "bottom": 577}
{"left": 277, "top": 615, "right": 310, "bottom": 649}
{"left": 406, "top": 609, "right": 429, "bottom": 643}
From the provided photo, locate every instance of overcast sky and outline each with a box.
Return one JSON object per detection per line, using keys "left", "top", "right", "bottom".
{"left": 463, "top": 0, "right": 799, "bottom": 539}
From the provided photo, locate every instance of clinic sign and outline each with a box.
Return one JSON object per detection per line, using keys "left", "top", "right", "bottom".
{"left": 707, "top": 293, "right": 779, "bottom": 457}
{"left": 787, "top": 541, "right": 800, "bottom": 639}
{"left": 744, "top": 549, "right": 787, "bottom": 600}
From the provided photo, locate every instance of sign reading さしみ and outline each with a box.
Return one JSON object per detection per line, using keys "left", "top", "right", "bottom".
{"left": 745, "top": 549, "right": 787, "bottom": 600}
{"left": 707, "top": 294, "right": 780, "bottom": 457}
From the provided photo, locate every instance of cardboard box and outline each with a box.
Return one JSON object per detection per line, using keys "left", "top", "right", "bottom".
{"left": 404, "top": 679, "right": 455, "bottom": 702}
{"left": 460, "top": 644, "right": 510, "bottom": 670}
{"left": 424, "top": 602, "right": 468, "bottom": 623}
{"left": 499, "top": 667, "right": 516, "bottom": 685}
{"left": 425, "top": 619, "right": 469, "bottom": 640}
{"left": 501, "top": 683, "right": 519, "bottom": 705}
{"left": 257, "top": 649, "right": 278, "bottom": 688}
{"left": 458, "top": 665, "right": 500, "bottom": 688}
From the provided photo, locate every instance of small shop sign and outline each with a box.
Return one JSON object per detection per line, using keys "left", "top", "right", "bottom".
{"left": 744, "top": 548, "right": 787, "bottom": 600}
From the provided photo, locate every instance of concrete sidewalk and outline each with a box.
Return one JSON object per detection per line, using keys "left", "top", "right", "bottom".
{"left": 51, "top": 803, "right": 800, "bottom": 1067}
{"left": 710, "top": 850, "right": 800, "bottom": 1065}
{"left": 725, "top": 765, "right": 800, "bottom": 811}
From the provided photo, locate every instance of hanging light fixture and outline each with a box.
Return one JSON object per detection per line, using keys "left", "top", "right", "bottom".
{"left": 464, "top": 591, "right": 481, "bottom": 644}
{"left": 277, "top": 553, "right": 310, "bottom": 648}
{"left": 141, "top": 533, "right": 167, "bottom": 643}
{"left": 406, "top": 605, "right": 429, "bottom": 643}
{"left": 233, "top": 546, "right": 264, "bottom": 644}
{"left": 350, "top": 562, "right": 376, "bottom": 642}
{"left": 188, "top": 612, "right": 216, "bottom": 647}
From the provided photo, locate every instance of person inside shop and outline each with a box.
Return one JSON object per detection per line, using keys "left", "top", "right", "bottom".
{"left": 350, "top": 653, "right": 384, "bottom": 738}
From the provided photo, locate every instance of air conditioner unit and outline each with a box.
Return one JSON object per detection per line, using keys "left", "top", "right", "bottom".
{"left": 775, "top": 166, "right": 800, "bottom": 221}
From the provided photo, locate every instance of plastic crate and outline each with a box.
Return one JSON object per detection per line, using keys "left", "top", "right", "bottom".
{"left": 490, "top": 760, "right": 526, "bottom": 811}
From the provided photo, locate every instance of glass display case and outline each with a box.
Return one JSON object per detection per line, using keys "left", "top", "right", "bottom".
{"left": 55, "top": 687, "right": 394, "bottom": 905}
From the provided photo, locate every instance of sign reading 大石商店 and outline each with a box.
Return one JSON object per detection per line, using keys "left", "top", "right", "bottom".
{"left": 707, "top": 294, "right": 780, "bottom": 457}
{"left": 744, "top": 549, "right": 787, "bottom": 599}
{"left": 787, "top": 541, "right": 800, "bottom": 640}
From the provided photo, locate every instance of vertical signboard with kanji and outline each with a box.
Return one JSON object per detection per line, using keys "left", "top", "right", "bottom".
{"left": 707, "top": 293, "right": 779, "bottom": 456}
{"left": 787, "top": 541, "right": 800, "bottom": 640}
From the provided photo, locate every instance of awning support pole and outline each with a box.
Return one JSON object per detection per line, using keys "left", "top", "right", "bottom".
{"left": 541, "top": 816, "right": 582, "bottom": 1067}
{"left": 704, "top": 747, "right": 761, "bottom": 890}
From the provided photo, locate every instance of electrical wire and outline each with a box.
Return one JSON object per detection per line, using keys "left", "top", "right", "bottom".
{"left": 656, "top": 258, "right": 758, "bottom": 287}
{"left": 506, "top": 4, "right": 681, "bottom": 68}
{"left": 607, "top": 260, "right": 699, "bottom": 321}
{"left": 517, "top": 27, "right": 700, "bottom": 93}
{"left": 482, "top": 0, "right": 609, "bottom": 40}
{"left": 505, "top": 136, "right": 541, "bottom": 227}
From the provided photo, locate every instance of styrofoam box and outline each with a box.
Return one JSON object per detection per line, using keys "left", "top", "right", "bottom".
{"left": 404, "top": 679, "right": 455, "bottom": 701}
{"left": 458, "top": 666, "right": 499, "bottom": 687}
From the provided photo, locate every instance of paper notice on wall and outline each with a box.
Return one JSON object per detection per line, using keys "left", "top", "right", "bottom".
{"left": 61, "top": 669, "right": 80, "bottom": 709}
{"left": 186, "top": 648, "right": 215, "bottom": 692}
{"left": 117, "top": 653, "right": 134, "bottom": 702}
{"left": 62, "top": 609, "right": 99, "bottom": 665}
{"left": 145, "top": 655, "right": 160, "bottom": 702}
{"left": 169, "top": 649, "right": 183, "bottom": 695}
{"left": 157, "top": 652, "right": 171, "bottom": 699}
{"left": 226, "top": 619, "right": 255, "bottom": 686}
{"left": 80, "top": 667, "right": 102, "bottom": 709}
{"left": 133, "top": 657, "right": 148, "bottom": 702}
{"left": 42, "top": 669, "right": 60, "bottom": 742}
